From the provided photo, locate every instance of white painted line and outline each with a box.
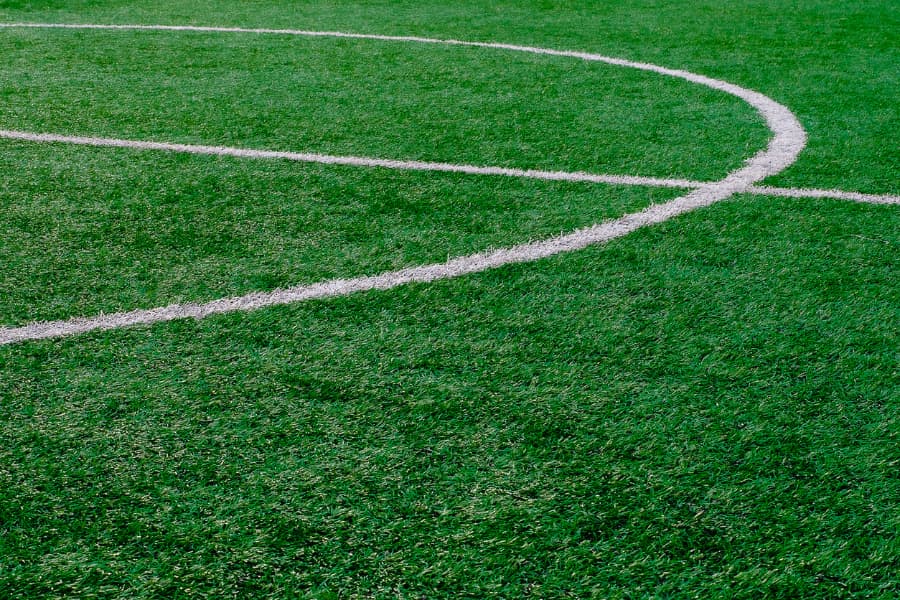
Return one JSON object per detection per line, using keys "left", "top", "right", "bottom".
{"left": 2, "top": 129, "right": 896, "bottom": 205}
{"left": 0, "top": 130, "right": 699, "bottom": 190}
{"left": 749, "top": 185, "right": 900, "bottom": 206}
{"left": 0, "top": 22, "right": 822, "bottom": 344}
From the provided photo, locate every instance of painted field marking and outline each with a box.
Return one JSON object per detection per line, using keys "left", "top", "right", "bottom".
{"left": 0, "top": 22, "right": 894, "bottom": 345}
{"left": 0, "top": 130, "right": 702, "bottom": 191}
{"left": 1, "top": 129, "right": 896, "bottom": 205}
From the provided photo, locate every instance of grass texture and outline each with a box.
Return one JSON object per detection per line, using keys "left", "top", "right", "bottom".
{"left": 0, "top": 1, "right": 898, "bottom": 598}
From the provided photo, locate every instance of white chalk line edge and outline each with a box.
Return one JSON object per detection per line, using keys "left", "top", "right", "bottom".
{"left": 0, "top": 22, "right": 892, "bottom": 345}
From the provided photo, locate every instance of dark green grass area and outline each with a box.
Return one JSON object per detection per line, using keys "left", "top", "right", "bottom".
{"left": 0, "top": 0, "right": 898, "bottom": 598}
{"left": 1, "top": 197, "right": 897, "bottom": 598}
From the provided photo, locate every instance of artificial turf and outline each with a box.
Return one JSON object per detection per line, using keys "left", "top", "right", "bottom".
{"left": 0, "top": 1, "right": 897, "bottom": 598}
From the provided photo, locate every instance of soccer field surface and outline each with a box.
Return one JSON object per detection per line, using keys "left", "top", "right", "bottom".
{"left": 1, "top": 1, "right": 897, "bottom": 597}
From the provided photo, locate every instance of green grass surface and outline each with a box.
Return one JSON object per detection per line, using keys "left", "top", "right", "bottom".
{"left": 0, "top": 1, "right": 898, "bottom": 598}
{"left": 0, "top": 142, "right": 677, "bottom": 325}
{"left": 0, "top": 28, "right": 766, "bottom": 178}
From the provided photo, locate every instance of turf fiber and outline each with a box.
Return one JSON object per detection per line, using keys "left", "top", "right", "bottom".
{"left": 0, "top": 1, "right": 897, "bottom": 598}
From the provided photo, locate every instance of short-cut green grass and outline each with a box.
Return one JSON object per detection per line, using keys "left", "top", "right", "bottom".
{"left": 0, "top": 1, "right": 897, "bottom": 598}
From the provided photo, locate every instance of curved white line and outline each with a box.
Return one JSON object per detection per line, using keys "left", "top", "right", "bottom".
{"left": 0, "top": 23, "right": 808, "bottom": 345}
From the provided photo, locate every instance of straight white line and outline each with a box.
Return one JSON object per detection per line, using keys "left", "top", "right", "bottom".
{"left": 748, "top": 185, "right": 900, "bottom": 205}
{"left": 0, "top": 130, "right": 699, "bottom": 190}
{"left": 2, "top": 130, "right": 896, "bottom": 204}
